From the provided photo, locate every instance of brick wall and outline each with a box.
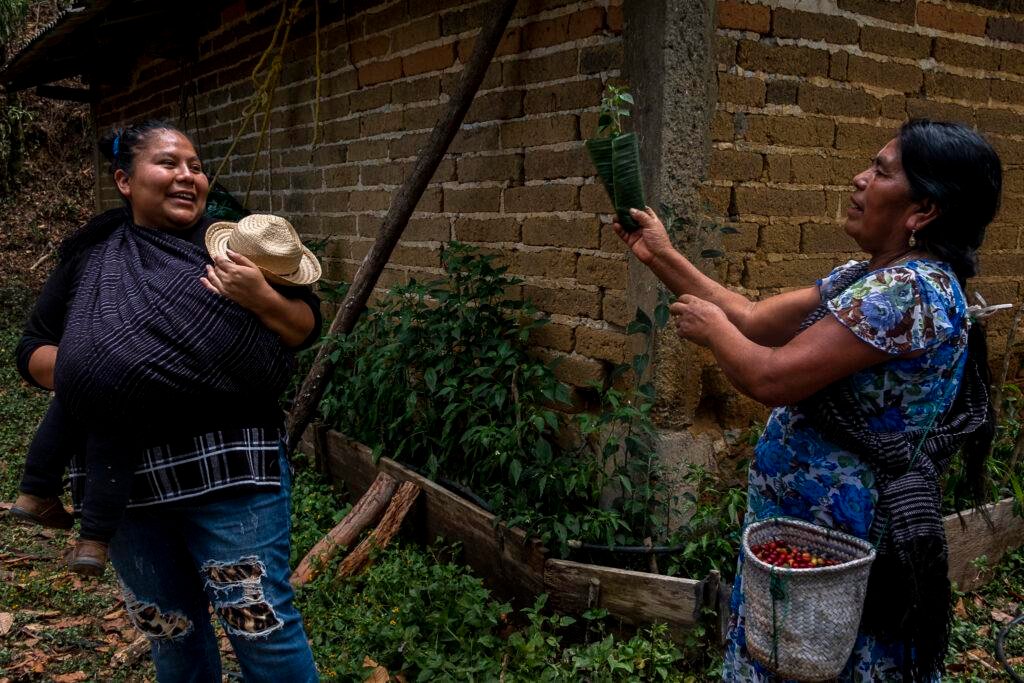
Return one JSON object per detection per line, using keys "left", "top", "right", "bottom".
{"left": 700, "top": 0, "right": 1024, "bottom": 422}
{"left": 94, "top": 0, "right": 628, "bottom": 397}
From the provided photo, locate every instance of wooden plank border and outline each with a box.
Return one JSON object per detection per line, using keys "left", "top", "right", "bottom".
{"left": 945, "top": 497, "right": 1024, "bottom": 591}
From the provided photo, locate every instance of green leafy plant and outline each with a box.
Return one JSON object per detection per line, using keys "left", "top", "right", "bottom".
{"left": 586, "top": 84, "right": 645, "bottom": 232}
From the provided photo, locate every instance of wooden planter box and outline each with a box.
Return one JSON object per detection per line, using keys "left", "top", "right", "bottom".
{"left": 301, "top": 426, "right": 714, "bottom": 637}
{"left": 301, "top": 426, "right": 1024, "bottom": 636}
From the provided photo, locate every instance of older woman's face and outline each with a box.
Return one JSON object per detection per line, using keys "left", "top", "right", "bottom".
{"left": 845, "top": 138, "right": 920, "bottom": 255}
{"left": 114, "top": 130, "right": 209, "bottom": 230}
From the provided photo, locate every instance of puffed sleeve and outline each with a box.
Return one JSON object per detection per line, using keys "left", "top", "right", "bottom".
{"left": 827, "top": 265, "right": 956, "bottom": 355}
{"left": 816, "top": 259, "right": 863, "bottom": 303}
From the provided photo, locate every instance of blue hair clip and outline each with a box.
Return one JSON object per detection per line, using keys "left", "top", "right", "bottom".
{"left": 112, "top": 133, "right": 121, "bottom": 159}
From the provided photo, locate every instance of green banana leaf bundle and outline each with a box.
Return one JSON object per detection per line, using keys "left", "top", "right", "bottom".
{"left": 585, "top": 132, "right": 645, "bottom": 232}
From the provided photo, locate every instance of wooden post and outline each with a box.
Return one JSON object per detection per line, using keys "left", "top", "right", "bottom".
{"left": 286, "top": 0, "right": 520, "bottom": 454}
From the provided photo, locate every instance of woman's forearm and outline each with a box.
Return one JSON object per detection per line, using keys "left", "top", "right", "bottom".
{"left": 649, "top": 249, "right": 756, "bottom": 330}
{"left": 249, "top": 290, "right": 316, "bottom": 348}
{"left": 28, "top": 345, "right": 58, "bottom": 390}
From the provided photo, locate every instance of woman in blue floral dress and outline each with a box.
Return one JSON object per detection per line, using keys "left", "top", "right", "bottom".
{"left": 613, "top": 120, "right": 1003, "bottom": 681}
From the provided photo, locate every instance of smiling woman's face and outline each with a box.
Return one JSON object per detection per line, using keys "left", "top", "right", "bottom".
{"left": 114, "top": 129, "right": 209, "bottom": 230}
{"left": 845, "top": 138, "right": 921, "bottom": 256}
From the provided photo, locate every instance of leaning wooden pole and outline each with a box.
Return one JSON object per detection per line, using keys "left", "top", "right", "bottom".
{"left": 286, "top": 0, "right": 519, "bottom": 454}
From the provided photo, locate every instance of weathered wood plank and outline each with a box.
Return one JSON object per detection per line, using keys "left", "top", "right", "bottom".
{"left": 945, "top": 497, "right": 1024, "bottom": 591}
{"left": 318, "top": 429, "right": 546, "bottom": 602}
{"left": 544, "top": 559, "right": 704, "bottom": 629}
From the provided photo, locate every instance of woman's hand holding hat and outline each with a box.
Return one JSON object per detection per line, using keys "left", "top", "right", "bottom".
{"left": 670, "top": 294, "right": 727, "bottom": 348}
{"left": 201, "top": 250, "right": 276, "bottom": 312}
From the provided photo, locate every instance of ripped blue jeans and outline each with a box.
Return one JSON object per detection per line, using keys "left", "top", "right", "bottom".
{"left": 108, "top": 449, "right": 318, "bottom": 682}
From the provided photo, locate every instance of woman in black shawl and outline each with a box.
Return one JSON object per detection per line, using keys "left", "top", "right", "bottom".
{"left": 12, "top": 121, "right": 320, "bottom": 682}
{"left": 616, "top": 119, "right": 1001, "bottom": 681}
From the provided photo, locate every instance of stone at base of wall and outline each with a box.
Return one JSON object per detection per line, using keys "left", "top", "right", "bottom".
{"left": 656, "top": 428, "right": 720, "bottom": 531}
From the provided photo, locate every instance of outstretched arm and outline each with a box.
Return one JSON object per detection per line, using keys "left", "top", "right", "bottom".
{"left": 615, "top": 208, "right": 822, "bottom": 346}
{"left": 201, "top": 251, "right": 316, "bottom": 348}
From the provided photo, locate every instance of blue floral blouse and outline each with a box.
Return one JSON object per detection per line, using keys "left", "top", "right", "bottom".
{"left": 722, "top": 259, "right": 969, "bottom": 682}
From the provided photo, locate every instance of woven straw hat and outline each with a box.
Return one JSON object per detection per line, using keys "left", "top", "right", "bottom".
{"left": 205, "top": 214, "right": 321, "bottom": 286}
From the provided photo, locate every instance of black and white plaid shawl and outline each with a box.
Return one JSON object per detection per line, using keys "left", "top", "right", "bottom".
{"left": 797, "top": 261, "right": 991, "bottom": 680}
{"left": 55, "top": 218, "right": 295, "bottom": 425}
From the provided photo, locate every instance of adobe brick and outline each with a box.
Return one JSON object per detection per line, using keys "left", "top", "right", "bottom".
{"left": 581, "top": 43, "right": 623, "bottom": 75}
{"left": 580, "top": 182, "right": 614, "bottom": 213}
{"left": 801, "top": 221, "right": 851, "bottom": 253}
{"left": 933, "top": 38, "right": 1001, "bottom": 71}
{"left": 321, "top": 68, "right": 358, "bottom": 98}
{"left": 388, "top": 132, "right": 427, "bottom": 159}
{"left": 846, "top": 55, "right": 923, "bottom": 94}
{"left": 790, "top": 155, "right": 829, "bottom": 184}
{"left": 393, "top": 15, "right": 441, "bottom": 52}
{"left": 512, "top": 248, "right": 577, "bottom": 278}
{"left": 734, "top": 186, "right": 825, "bottom": 217}
{"left": 347, "top": 139, "right": 389, "bottom": 161}
{"left": 390, "top": 244, "right": 441, "bottom": 269}
{"left": 568, "top": 6, "right": 607, "bottom": 40}
{"left": 362, "top": 216, "right": 450, "bottom": 242}
{"left": 403, "top": 43, "right": 456, "bottom": 77}
{"left": 501, "top": 115, "right": 577, "bottom": 148}
{"left": 316, "top": 190, "right": 351, "bottom": 212}
{"left": 982, "top": 222, "right": 1020, "bottom": 249}
{"left": 522, "top": 216, "right": 600, "bottom": 248}
{"left": 924, "top": 72, "right": 989, "bottom": 104}
{"left": 599, "top": 223, "right": 629, "bottom": 253}
{"left": 880, "top": 95, "right": 906, "bottom": 119}
{"left": 291, "top": 171, "right": 324, "bottom": 191}
{"left": 453, "top": 217, "right": 521, "bottom": 242}
{"left": 443, "top": 186, "right": 502, "bottom": 213}
{"left": 716, "top": 35, "right": 738, "bottom": 68}
{"left": 743, "top": 256, "right": 839, "bottom": 288}
{"left": 458, "top": 153, "right": 524, "bottom": 182}
{"left": 360, "top": 161, "right": 406, "bottom": 186}
{"left": 392, "top": 76, "right": 441, "bottom": 104}
{"left": 520, "top": 13, "right": 571, "bottom": 51}
{"left": 859, "top": 25, "right": 931, "bottom": 59}
{"left": 906, "top": 99, "right": 974, "bottom": 126}
{"left": 976, "top": 253, "right": 1024, "bottom": 277}
{"left": 349, "top": 83, "right": 391, "bottom": 112}
{"left": 403, "top": 103, "right": 444, "bottom": 131}
{"left": 415, "top": 187, "right": 444, "bottom": 213}
{"left": 577, "top": 254, "right": 627, "bottom": 289}
{"left": 712, "top": 110, "right": 734, "bottom": 141}
{"left": 760, "top": 221, "right": 801, "bottom": 252}
{"left": 997, "top": 193, "right": 1024, "bottom": 221}
{"left": 837, "top": 0, "right": 914, "bottom": 25}
{"left": 456, "top": 27, "right": 521, "bottom": 62}
{"left": 525, "top": 78, "right": 604, "bottom": 115}
{"left": 525, "top": 146, "right": 590, "bottom": 180}
{"left": 771, "top": 9, "right": 859, "bottom": 44}
{"left": 988, "top": 16, "right": 1024, "bottom": 44}
{"left": 916, "top": 2, "right": 986, "bottom": 37}
{"left": 765, "top": 79, "right": 798, "bottom": 105}
{"left": 744, "top": 114, "right": 835, "bottom": 147}
{"left": 360, "top": 110, "right": 404, "bottom": 136}
{"left": 722, "top": 222, "right": 759, "bottom": 252}
{"left": 524, "top": 286, "right": 602, "bottom": 318}
{"left": 465, "top": 90, "right": 524, "bottom": 123}
{"left": 766, "top": 154, "right": 790, "bottom": 182}
{"left": 835, "top": 123, "right": 894, "bottom": 152}
{"left": 441, "top": 3, "right": 492, "bottom": 37}
{"left": 990, "top": 135, "right": 1024, "bottom": 165}
{"left": 601, "top": 291, "right": 631, "bottom": 326}
{"left": 701, "top": 185, "right": 732, "bottom": 216}
{"left": 503, "top": 50, "right": 579, "bottom": 87}
{"left": 798, "top": 84, "right": 879, "bottom": 118}
{"left": 529, "top": 323, "right": 575, "bottom": 353}
{"left": 717, "top": 0, "right": 771, "bottom": 33}
{"left": 442, "top": 63, "right": 503, "bottom": 94}
{"left": 990, "top": 79, "right": 1024, "bottom": 106}
{"left": 737, "top": 40, "right": 829, "bottom": 78}
{"left": 349, "top": 190, "right": 392, "bottom": 212}
{"left": 710, "top": 149, "right": 763, "bottom": 182}
{"left": 364, "top": 1, "right": 406, "bottom": 34}
{"left": 358, "top": 57, "right": 403, "bottom": 87}
{"left": 507, "top": 184, "right": 580, "bottom": 213}
{"left": 575, "top": 327, "right": 632, "bottom": 364}
{"left": 541, "top": 349, "right": 606, "bottom": 387}
{"left": 1006, "top": 169, "right": 1024, "bottom": 194}
{"left": 450, "top": 125, "right": 500, "bottom": 154}
{"left": 829, "top": 51, "right": 848, "bottom": 80}
{"left": 718, "top": 73, "right": 766, "bottom": 107}
{"left": 350, "top": 34, "right": 391, "bottom": 64}
{"left": 324, "top": 164, "right": 360, "bottom": 188}
{"left": 1002, "top": 48, "right": 1024, "bottom": 77}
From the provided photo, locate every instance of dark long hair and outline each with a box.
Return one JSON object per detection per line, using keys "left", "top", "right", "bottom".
{"left": 899, "top": 119, "right": 1002, "bottom": 503}
{"left": 60, "top": 120, "right": 198, "bottom": 261}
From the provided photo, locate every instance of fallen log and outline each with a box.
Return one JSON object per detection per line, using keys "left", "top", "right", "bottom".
{"left": 110, "top": 634, "right": 149, "bottom": 669}
{"left": 338, "top": 481, "right": 421, "bottom": 578}
{"left": 291, "top": 472, "right": 399, "bottom": 588}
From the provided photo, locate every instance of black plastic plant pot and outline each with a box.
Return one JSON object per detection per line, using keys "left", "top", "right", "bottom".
{"left": 585, "top": 133, "right": 645, "bottom": 232}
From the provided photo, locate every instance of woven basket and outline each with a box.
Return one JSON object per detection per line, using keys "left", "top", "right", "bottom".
{"left": 742, "top": 518, "right": 876, "bottom": 682}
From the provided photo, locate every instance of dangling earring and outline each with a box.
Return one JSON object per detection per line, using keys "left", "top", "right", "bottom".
{"left": 908, "top": 231, "right": 917, "bottom": 247}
